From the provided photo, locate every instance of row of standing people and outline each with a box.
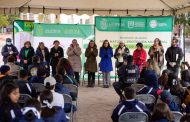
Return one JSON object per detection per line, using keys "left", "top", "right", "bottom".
{"left": 1, "top": 37, "right": 183, "bottom": 86}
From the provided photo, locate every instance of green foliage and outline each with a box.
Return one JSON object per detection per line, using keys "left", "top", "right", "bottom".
{"left": 0, "top": 15, "right": 9, "bottom": 27}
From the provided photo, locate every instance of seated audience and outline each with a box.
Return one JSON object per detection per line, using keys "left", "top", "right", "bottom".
{"left": 0, "top": 81, "right": 22, "bottom": 121}
{"left": 15, "top": 70, "right": 37, "bottom": 98}
{"left": 44, "top": 76, "right": 64, "bottom": 108}
{"left": 113, "top": 55, "right": 139, "bottom": 101}
{"left": 39, "top": 90, "right": 67, "bottom": 122}
{"left": 111, "top": 87, "right": 149, "bottom": 122}
{"left": 6, "top": 55, "right": 20, "bottom": 78}
{"left": 158, "top": 69, "right": 170, "bottom": 89}
{"left": 180, "top": 114, "right": 190, "bottom": 122}
{"left": 30, "top": 67, "right": 47, "bottom": 84}
{"left": 159, "top": 90, "right": 180, "bottom": 111}
{"left": 19, "top": 98, "right": 44, "bottom": 122}
{"left": 151, "top": 102, "right": 174, "bottom": 122}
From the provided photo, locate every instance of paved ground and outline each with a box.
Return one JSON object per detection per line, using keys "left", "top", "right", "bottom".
{"left": 74, "top": 83, "right": 118, "bottom": 122}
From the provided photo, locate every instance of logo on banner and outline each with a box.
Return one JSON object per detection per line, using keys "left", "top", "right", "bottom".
{"left": 149, "top": 20, "right": 158, "bottom": 28}
{"left": 100, "top": 19, "right": 108, "bottom": 29}
{"left": 128, "top": 21, "right": 135, "bottom": 28}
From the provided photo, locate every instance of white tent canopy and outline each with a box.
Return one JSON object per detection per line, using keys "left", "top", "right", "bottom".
{"left": 0, "top": 0, "right": 190, "bottom": 15}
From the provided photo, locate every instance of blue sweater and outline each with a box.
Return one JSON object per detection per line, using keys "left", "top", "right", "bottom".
{"left": 111, "top": 99, "right": 149, "bottom": 122}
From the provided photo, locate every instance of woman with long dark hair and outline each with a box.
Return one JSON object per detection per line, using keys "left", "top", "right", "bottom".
{"left": 0, "top": 81, "right": 22, "bottom": 121}
{"left": 56, "top": 58, "right": 78, "bottom": 86}
{"left": 99, "top": 40, "right": 113, "bottom": 88}
{"left": 148, "top": 38, "right": 164, "bottom": 70}
{"left": 85, "top": 40, "right": 98, "bottom": 87}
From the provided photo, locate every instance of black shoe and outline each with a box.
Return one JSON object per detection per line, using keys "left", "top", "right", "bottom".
{"left": 106, "top": 85, "right": 109, "bottom": 88}
{"left": 103, "top": 85, "right": 106, "bottom": 88}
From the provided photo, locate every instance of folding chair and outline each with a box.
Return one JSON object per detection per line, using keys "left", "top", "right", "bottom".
{"left": 171, "top": 95, "right": 181, "bottom": 105}
{"left": 136, "top": 94, "right": 156, "bottom": 104}
{"left": 31, "top": 83, "right": 46, "bottom": 93}
{"left": 63, "top": 84, "right": 78, "bottom": 106}
{"left": 119, "top": 112, "right": 149, "bottom": 122}
{"left": 18, "top": 94, "right": 32, "bottom": 105}
{"left": 82, "top": 62, "right": 88, "bottom": 86}
{"left": 172, "top": 111, "right": 183, "bottom": 122}
{"left": 63, "top": 94, "right": 73, "bottom": 122}
{"left": 131, "top": 84, "right": 144, "bottom": 92}
{"left": 136, "top": 94, "right": 156, "bottom": 111}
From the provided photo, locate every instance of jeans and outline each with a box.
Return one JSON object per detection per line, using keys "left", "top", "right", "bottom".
{"left": 102, "top": 72, "right": 110, "bottom": 85}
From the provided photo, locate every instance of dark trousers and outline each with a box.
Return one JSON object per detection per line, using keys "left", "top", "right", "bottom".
{"left": 88, "top": 72, "right": 95, "bottom": 83}
{"left": 113, "top": 82, "right": 131, "bottom": 98}
{"left": 51, "top": 65, "right": 56, "bottom": 76}
{"left": 74, "top": 72, "right": 80, "bottom": 83}
{"left": 167, "top": 66, "right": 179, "bottom": 77}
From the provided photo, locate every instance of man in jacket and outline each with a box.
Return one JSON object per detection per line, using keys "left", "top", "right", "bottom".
{"left": 165, "top": 38, "right": 183, "bottom": 76}
{"left": 113, "top": 55, "right": 139, "bottom": 101}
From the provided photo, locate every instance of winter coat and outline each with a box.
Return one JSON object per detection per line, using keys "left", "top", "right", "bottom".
{"left": 50, "top": 46, "right": 64, "bottom": 66}
{"left": 67, "top": 45, "right": 82, "bottom": 72}
{"left": 1, "top": 44, "right": 19, "bottom": 63}
{"left": 85, "top": 46, "right": 98, "bottom": 72}
{"left": 133, "top": 48, "right": 147, "bottom": 71}
{"left": 36, "top": 47, "right": 50, "bottom": 64}
{"left": 165, "top": 46, "right": 183, "bottom": 68}
{"left": 148, "top": 46, "right": 164, "bottom": 68}
{"left": 99, "top": 47, "right": 113, "bottom": 72}
{"left": 19, "top": 47, "right": 35, "bottom": 69}
{"left": 111, "top": 99, "right": 149, "bottom": 122}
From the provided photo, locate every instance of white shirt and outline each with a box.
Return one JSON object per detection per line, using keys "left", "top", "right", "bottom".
{"left": 51, "top": 90, "right": 64, "bottom": 108}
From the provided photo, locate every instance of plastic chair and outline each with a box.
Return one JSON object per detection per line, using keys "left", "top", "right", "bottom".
{"left": 82, "top": 62, "right": 88, "bottom": 86}
{"left": 172, "top": 111, "right": 183, "bottom": 122}
{"left": 63, "top": 84, "right": 78, "bottom": 106}
{"left": 31, "top": 83, "right": 46, "bottom": 93}
{"left": 19, "top": 94, "right": 32, "bottom": 104}
{"left": 136, "top": 94, "right": 156, "bottom": 104}
{"left": 63, "top": 94, "right": 73, "bottom": 122}
{"left": 119, "top": 112, "right": 149, "bottom": 122}
{"left": 131, "top": 84, "right": 144, "bottom": 92}
{"left": 171, "top": 95, "right": 181, "bottom": 105}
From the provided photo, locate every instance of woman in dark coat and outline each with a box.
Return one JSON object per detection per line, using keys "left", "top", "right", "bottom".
{"left": 85, "top": 40, "right": 98, "bottom": 87}
{"left": 99, "top": 40, "right": 113, "bottom": 88}
{"left": 50, "top": 40, "right": 64, "bottom": 76}
{"left": 36, "top": 42, "right": 50, "bottom": 75}
{"left": 19, "top": 41, "right": 35, "bottom": 70}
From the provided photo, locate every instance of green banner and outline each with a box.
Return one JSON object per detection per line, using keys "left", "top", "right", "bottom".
{"left": 14, "top": 20, "right": 34, "bottom": 33}
{"left": 95, "top": 16, "right": 173, "bottom": 32}
{"left": 33, "top": 24, "right": 94, "bottom": 39}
